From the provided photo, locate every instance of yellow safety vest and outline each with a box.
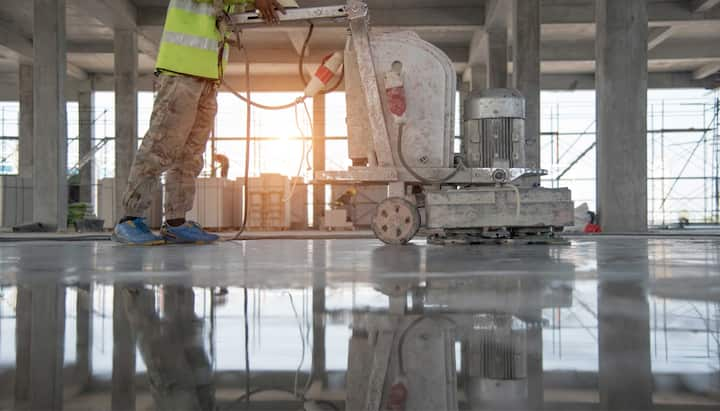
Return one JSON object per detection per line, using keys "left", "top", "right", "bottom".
{"left": 156, "top": 0, "right": 252, "bottom": 80}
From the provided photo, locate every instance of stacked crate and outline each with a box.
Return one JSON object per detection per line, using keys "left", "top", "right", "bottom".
{"left": 246, "top": 174, "right": 292, "bottom": 231}
{"left": 289, "top": 177, "right": 308, "bottom": 230}
{"left": 0, "top": 176, "right": 32, "bottom": 228}
{"left": 186, "top": 177, "right": 238, "bottom": 230}
{"left": 98, "top": 178, "right": 164, "bottom": 229}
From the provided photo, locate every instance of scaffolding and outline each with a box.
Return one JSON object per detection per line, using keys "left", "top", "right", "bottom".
{"left": 1, "top": 90, "right": 719, "bottom": 225}
{"left": 542, "top": 90, "right": 720, "bottom": 225}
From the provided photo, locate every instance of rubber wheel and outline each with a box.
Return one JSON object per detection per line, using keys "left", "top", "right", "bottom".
{"left": 371, "top": 197, "right": 421, "bottom": 245}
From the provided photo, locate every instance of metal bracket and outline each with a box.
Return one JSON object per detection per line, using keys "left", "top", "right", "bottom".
{"left": 347, "top": 0, "right": 369, "bottom": 20}
{"left": 347, "top": 4, "right": 395, "bottom": 169}
{"left": 229, "top": 4, "right": 349, "bottom": 26}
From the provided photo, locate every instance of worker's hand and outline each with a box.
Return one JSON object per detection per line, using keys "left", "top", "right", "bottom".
{"left": 255, "top": 0, "right": 286, "bottom": 24}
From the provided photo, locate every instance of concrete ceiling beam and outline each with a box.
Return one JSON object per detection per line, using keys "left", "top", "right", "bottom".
{"left": 224, "top": 46, "right": 469, "bottom": 65}
{"left": 67, "top": 41, "right": 114, "bottom": 54}
{"left": 693, "top": 62, "right": 720, "bottom": 79}
{"left": 541, "top": 71, "right": 718, "bottom": 90}
{"left": 468, "top": 31, "right": 485, "bottom": 66}
{"left": 466, "top": 0, "right": 509, "bottom": 67}
{"left": 542, "top": 0, "right": 720, "bottom": 25}
{"left": 647, "top": 26, "right": 676, "bottom": 51}
{"left": 138, "top": 6, "right": 486, "bottom": 27}
{"left": 690, "top": 0, "right": 720, "bottom": 13}
{"left": 0, "top": 18, "right": 88, "bottom": 80}
{"left": 0, "top": 70, "right": 715, "bottom": 97}
{"left": 534, "top": 38, "right": 720, "bottom": 62}
{"left": 67, "top": 0, "right": 158, "bottom": 58}
{"left": 484, "top": 0, "right": 510, "bottom": 31}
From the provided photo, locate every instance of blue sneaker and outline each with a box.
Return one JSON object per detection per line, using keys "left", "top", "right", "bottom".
{"left": 112, "top": 218, "right": 165, "bottom": 246}
{"left": 161, "top": 221, "right": 220, "bottom": 244}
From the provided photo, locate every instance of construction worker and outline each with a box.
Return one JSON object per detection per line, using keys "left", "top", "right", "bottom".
{"left": 124, "top": 285, "right": 216, "bottom": 409}
{"left": 112, "top": 0, "right": 288, "bottom": 245}
{"left": 332, "top": 187, "right": 358, "bottom": 222}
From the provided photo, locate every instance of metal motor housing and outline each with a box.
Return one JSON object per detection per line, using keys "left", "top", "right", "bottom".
{"left": 464, "top": 89, "right": 526, "bottom": 169}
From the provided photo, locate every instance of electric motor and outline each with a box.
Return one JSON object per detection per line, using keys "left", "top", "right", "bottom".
{"left": 464, "top": 89, "right": 526, "bottom": 169}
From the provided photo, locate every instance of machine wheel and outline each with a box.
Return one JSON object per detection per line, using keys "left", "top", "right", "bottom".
{"left": 371, "top": 197, "right": 421, "bottom": 245}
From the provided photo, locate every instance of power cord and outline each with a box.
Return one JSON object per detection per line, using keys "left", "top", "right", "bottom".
{"left": 232, "top": 33, "right": 253, "bottom": 240}
{"left": 228, "top": 291, "right": 338, "bottom": 411}
{"left": 299, "top": 24, "right": 345, "bottom": 94}
{"left": 228, "top": 21, "right": 341, "bottom": 240}
{"left": 506, "top": 183, "right": 522, "bottom": 220}
{"left": 284, "top": 100, "right": 314, "bottom": 203}
{"left": 397, "top": 124, "right": 464, "bottom": 184}
{"left": 397, "top": 315, "right": 457, "bottom": 377}
{"left": 286, "top": 291, "right": 307, "bottom": 398}
{"left": 243, "top": 286, "right": 251, "bottom": 411}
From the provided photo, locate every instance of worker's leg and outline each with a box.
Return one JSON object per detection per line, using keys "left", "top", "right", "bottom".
{"left": 161, "top": 81, "right": 221, "bottom": 243}
{"left": 124, "top": 287, "right": 206, "bottom": 410}
{"left": 121, "top": 75, "right": 205, "bottom": 219}
{"left": 164, "top": 81, "right": 218, "bottom": 220}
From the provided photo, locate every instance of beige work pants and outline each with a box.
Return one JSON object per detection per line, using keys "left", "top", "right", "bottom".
{"left": 121, "top": 74, "right": 218, "bottom": 220}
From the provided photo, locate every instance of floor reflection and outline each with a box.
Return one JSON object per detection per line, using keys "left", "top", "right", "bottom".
{"left": 0, "top": 238, "right": 717, "bottom": 410}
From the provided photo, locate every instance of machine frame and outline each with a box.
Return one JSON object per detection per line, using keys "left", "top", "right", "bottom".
{"left": 230, "top": 0, "right": 574, "bottom": 245}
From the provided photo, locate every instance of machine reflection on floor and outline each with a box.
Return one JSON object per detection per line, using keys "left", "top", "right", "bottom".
{"left": 0, "top": 237, "right": 718, "bottom": 410}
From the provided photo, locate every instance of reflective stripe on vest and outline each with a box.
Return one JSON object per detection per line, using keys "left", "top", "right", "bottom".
{"left": 162, "top": 31, "right": 218, "bottom": 52}
{"left": 169, "top": 0, "right": 215, "bottom": 15}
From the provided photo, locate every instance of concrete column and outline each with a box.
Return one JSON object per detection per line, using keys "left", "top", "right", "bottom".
{"left": 76, "top": 284, "right": 93, "bottom": 388}
{"left": 114, "top": 30, "right": 138, "bottom": 221}
{"left": 486, "top": 28, "right": 508, "bottom": 89}
{"left": 112, "top": 286, "right": 136, "bottom": 411}
{"left": 458, "top": 79, "right": 470, "bottom": 154}
{"left": 512, "top": 0, "right": 541, "bottom": 179}
{"left": 526, "top": 320, "right": 544, "bottom": 409}
{"left": 312, "top": 280, "right": 327, "bottom": 387}
{"left": 597, "top": 241, "right": 652, "bottom": 410}
{"left": 14, "top": 287, "right": 32, "bottom": 410}
{"left": 470, "top": 64, "right": 487, "bottom": 92}
{"left": 78, "top": 91, "right": 94, "bottom": 204}
{"left": 312, "top": 94, "right": 326, "bottom": 229}
{"left": 18, "top": 64, "right": 33, "bottom": 180}
{"left": 29, "top": 284, "right": 66, "bottom": 411}
{"left": 33, "top": 0, "right": 68, "bottom": 230}
{"left": 596, "top": 0, "right": 648, "bottom": 232}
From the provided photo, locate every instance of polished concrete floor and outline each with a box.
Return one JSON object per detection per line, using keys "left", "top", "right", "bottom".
{"left": 0, "top": 236, "right": 718, "bottom": 410}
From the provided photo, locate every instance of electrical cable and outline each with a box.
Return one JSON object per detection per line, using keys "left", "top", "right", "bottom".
{"left": 222, "top": 81, "right": 306, "bottom": 110}
{"left": 229, "top": 29, "right": 252, "bottom": 241}
{"left": 299, "top": 23, "right": 345, "bottom": 94}
{"left": 396, "top": 316, "right": 428, "bottom": 377}
{"left": 229, "top": 291, "right": 328, "bottom": 410}
{"left": 283, "top": 101, "right": 314, "bottom": 203}
{"left": 220, "top": 22, "right": 345, "bottom": 113}
{"left": 0, "top": 234, "right": 111, "bottom": 242}
{"left": 286, "top": 291, "right": 307, "bottom": 398}
{"left": 298, "top": 23, "right": 314, "bottom": 86}
{"left": 506, "top": 183, "right": 522, "bottom": 219}
{"left": 233, "top": 387, "right": 298, "bottom": 403}
{"left": 397, "top": 124, "right": 463, "bottom": 185}
{"left": 223, "top": 30, "right": 251, "bottom": 411}
{"left": 397, "top": 315, "right": 457, "bottom": 377}
{"left": 244, "top": 286, "right": 251, "bottom": 411}
{"left": 231, "top": 388, "right": 340, "bottom": 411}
{"left": 228, "top": 21, "right": 341, "bottom": 240}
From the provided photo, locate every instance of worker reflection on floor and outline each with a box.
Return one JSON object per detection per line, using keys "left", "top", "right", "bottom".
{"left": 124, "top": 286, "right": 216, "bottom": 410}
{"left": 112, "top": 0, "right": 286, "bottom": 246}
